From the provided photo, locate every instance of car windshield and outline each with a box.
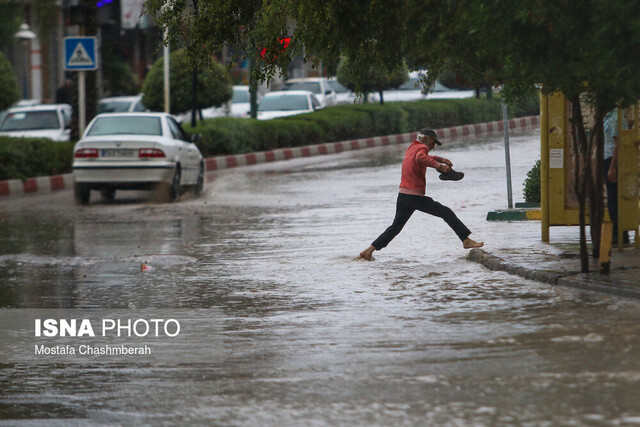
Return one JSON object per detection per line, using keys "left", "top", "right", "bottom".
{"left": 328, "top": 80, "right": 349, "bottom": 94}
{"left": 97, "top": 100, "right": 134, "bottom": 113}
{"left": 87, "top": 116, "right": 162, "bottom": 136}
{"left": 232, "top": 89, "right": 249, "bottom": 103}
{"left": 0, "top": 110, "right": 60, "bottom": 131}
{"left": 259, "top": 95, "right": 309, "bottom": 112}
{"left": 283, "top": 82, "right": 321, "bottom": 94}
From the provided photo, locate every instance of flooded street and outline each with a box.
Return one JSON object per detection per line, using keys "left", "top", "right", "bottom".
{"left": 2, "top": 133, "right": 640, "bottom": 425}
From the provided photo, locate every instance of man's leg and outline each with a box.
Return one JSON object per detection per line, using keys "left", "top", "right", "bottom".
{"left": 416, "top": 196, "right": 483, "bottom": 248}
{"left": 360, "top": 194, "right": 415, "bottom": 260}
{"left": 604, "top": 157, "right": 628, "bottom": 243}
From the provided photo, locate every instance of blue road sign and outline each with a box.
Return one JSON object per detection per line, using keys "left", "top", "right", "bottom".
{"left": 64, "top": 37, "right": 98, "bottom": 71}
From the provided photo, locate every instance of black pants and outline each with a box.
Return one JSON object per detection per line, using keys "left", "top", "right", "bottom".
{"left": 371, "top": 193, "right": 471, "bottom": 250}
{"left": 604, "top": 157, "right": 627, "bottom": 240}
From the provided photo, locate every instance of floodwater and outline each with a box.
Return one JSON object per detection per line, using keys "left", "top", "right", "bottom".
{"left": 2, "top": 132, "right": 640, "bottom": 425}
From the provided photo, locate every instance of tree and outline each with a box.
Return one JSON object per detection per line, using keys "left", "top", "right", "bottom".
{"left": 144, "top": 0, "right": 271, "bottom": 118}
{"left": 458, "top": 0, "right": 640, "bottom": 272}
{"left": 101, "top": 39, "right": 139, "bottom": 96}
{"left": 141, "top": 50, "right": 232, "bottom": 118}
{"left": 0, "top": 51, "right": 20, "bottom": 111}
{"left": 337, "top": 57, "right": 408, "bottom": 104}
{"left": 0, "top": 2, "right": 22, "bottom": 49}
{"left": 145, "top": 0, "right": 640, "bottom": 272}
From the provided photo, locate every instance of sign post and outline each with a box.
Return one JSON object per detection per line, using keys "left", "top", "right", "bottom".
{"left": 64, "top": 37, "right": 98, "bottom": 136}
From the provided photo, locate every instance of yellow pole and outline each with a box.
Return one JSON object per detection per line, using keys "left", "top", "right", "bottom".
{"left": 540, "top": 92, "right": 550, "bottom": 242}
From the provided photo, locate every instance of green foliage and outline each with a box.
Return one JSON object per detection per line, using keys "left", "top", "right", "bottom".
{"left": 101, "top": 42, "right": 139, "bottom": 96}
{"left": 0, "top": 2, "right": 22, "bottom": 49}
{"left": 0, "top": 137, "right": 74, "bottom": 181}
{"left": 337, "top": 57, "right": 408, "bottom": 103}
{"left": 523, "top": 159, "right": 541, "bottom": 204}
{"left": 188, "top": 97, "right": 539, "bottom": 157}
{"left": 141, "top": 50, "right": 232, "bottom": 115}
{"left": 0, "top": 51, "right": 20, "bottom": 111}
{"left": 0, "top": 95, "right": 540, "bottom": 180}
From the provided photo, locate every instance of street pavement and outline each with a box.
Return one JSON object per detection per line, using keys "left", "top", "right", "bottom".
{"left": 1, "top": 129, "right": 640, "bottom": 425}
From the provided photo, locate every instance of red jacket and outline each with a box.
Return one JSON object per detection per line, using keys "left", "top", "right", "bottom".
{"left": 399, "top": 140, "right": 442, "bottom": 195}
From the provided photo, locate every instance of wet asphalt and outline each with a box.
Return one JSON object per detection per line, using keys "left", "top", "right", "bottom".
{"left": 1, "top": 132, "right": 640, "bottom": 426}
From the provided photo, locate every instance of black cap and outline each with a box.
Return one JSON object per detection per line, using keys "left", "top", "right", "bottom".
{"left": 419, "top": 128, "right": 441, "bottom": 145}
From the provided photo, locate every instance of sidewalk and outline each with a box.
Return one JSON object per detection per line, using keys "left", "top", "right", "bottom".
{"left": 469, "top": 233, "right": 640, "bottom": 299}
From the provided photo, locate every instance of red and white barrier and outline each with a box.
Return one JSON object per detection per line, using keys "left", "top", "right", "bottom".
{"left": 205, "top": 116, "right": 539, "bottom": 171}
{"left": 0, "top": 116, "right": 539, "bottom": 198}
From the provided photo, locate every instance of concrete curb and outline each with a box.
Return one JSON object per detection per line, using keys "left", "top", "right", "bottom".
{"left": 468, "top": 249, "right": 560, "bottom": 285}
{"left": 468, "top": 248, "right": 640, "bottom": 300}
{"left": 0, "top": 115, "right": 540, "bottom": 199}
{"left": 0, "top": 174, "right": 74, "bottom": 199}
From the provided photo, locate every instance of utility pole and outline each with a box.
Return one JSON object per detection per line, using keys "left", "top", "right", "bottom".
{"left": 503, "top": 100, "right": 514, "bottom": 209}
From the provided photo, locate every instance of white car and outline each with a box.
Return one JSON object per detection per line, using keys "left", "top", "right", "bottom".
{"left": 327, "top": 79, "right": 355, "bottom": 104}
{"left": 200, "top": 85, "right": 260, "bottom": 119}
{"left": 97, "top": 95, "right": 147, "bottom": 114}
{"left": 72, "top": 113, "right": 204, "bottom": 205}
{"left": 257, "top": 91, "right": 323, "bottom": 120}
{"left": 0, "top": 104, "right": 72, "bottom": 141}
{"left": 281, "top": 78, "right": 337, "bottom": 107}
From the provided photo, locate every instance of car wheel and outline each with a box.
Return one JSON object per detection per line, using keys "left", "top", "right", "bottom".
{"left": 100, "top": 188, "right": 115, "bottom": 202}
{"left": 194, "top": 162, "right": 204, "bottom": 196}
{"left": 74, "top": 183, "right": 91, "bottom": 205}
{"left": 169, "top": 165, "right": 182, "bottom": 201}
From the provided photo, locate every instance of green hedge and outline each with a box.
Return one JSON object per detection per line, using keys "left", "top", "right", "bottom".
{"left": 0, "top": 94, "right": 539, "bottom": 180}
{"left": 189, "top": 94, "right": 539, "bottom": 157}
{"left": 0, "top": 137, "right": 74, "bottom": 181}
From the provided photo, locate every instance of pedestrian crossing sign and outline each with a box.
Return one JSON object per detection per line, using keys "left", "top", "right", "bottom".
{"left": 64, "top": 37, "right": 98, "bottom": 71}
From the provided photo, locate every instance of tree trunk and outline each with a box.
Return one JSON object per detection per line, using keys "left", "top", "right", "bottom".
{"left": 249, "top": 53, "right": 258, "bottom": 119}
{"left": 569, "top": 96, "right": 590, "bottom": 273}
{"left": 378, "top": 90, "right": 384, "bottom": 105}
{"left": 190, "top": 66, "right": 198, "bottom": 128}
{"left": 589, "top": 110, "right": 606, "bottom": 258}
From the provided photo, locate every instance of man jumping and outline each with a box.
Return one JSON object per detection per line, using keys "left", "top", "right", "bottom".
{"left": 359, "top": 128, "right": 483, "bottom": 261}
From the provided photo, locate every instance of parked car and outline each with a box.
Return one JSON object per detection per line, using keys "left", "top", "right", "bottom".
{"left": 72, "top": 113, "right": 203, "bottom": 205}
{"left": 199, "top": 85, "right": 260, "bottom": 119}
{"left": 327, "top": 79, "right": 354, "bottom": 104}
{"left": 281, "top": 78, "right": 337, "bottom": 107}
{"left": 97, "top": 95, "right": 147, "bottom": 114}
{"left": 0, "top": 104, "right": 72, "bottom": 141}
{"left": 257, "top": 91, "right": 323, "bottom": 120}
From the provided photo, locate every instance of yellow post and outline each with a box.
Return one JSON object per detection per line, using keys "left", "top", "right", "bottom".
{"left": 617, "top": 105, "right": 640, "bottom": 250}
{"left": 599, "top": 221, "right": 613, "bottom": 273}
{"left": 540, "top": 93, "right": 550, "bottom": 242}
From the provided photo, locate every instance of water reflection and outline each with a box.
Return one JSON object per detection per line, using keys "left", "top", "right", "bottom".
{"left": 1, "top": 133, "right": 640, "bottom": 424}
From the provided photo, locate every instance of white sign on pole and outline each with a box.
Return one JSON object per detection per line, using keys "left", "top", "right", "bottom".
{"left": 550, "top": 148, "right": 564, "bottom": 169}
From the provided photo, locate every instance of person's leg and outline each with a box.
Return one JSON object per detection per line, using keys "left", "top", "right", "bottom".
{"left": 360, "top": 194, "right": 415, "bottom": 260}
{"left": 604, "top": 157, "right": 627, "bottom": 243}
{"left": 416, "top": 196, "right": 483, "bottom": 248}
